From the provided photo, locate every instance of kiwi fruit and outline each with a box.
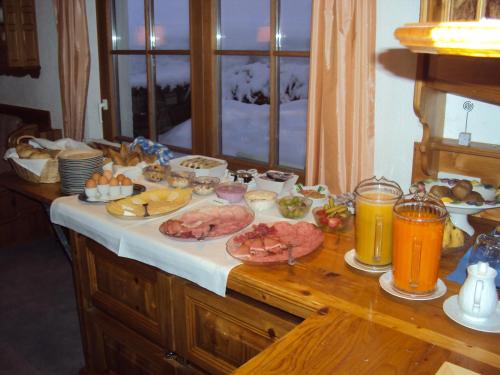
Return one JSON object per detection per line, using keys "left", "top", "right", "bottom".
{"left": 463, "top": 191, "right": 484, "bottom": 203}
{"left": 451, "top": 180, "right": 473, "bottom": 201}
{"left": 429, "top": 185, "right": 453, "bottom": 199}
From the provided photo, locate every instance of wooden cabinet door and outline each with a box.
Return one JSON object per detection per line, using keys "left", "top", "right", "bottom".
{"left": 1, "top": 0, "right": 39, "bottom": 71}
{"left": 87, "top": 309, "right": 185, "bottom": 375}
{"left": 3, "top": 0, "right": 23, "bottom": 67}
{"left": 83, "top": 238, "right": 174, "bottom": 350}
{"left": 175, "top": 282, "right": 301, "bottom": 375}
{"left": 18, "top": 0, "right": 38, "bottom": 66}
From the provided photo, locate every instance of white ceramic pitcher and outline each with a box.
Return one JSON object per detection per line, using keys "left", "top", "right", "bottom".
{"left": 458, "top": 261, "right": 498, "bottom": 320}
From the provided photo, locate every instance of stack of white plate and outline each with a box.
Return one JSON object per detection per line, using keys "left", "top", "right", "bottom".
{"left": 58, "top": 149, "right": 103, "bottom": 195}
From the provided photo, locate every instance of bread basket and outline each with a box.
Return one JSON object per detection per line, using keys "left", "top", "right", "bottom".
{"left": 8, "top": 135, "right": 60, "bottom": 183}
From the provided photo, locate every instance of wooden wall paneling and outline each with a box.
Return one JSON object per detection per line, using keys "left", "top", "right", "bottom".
{"left": 177, "top": 283, "right": 300, "bottom": 375}
{"left": 0, "top": 104, "right": 52, "bottom": 131}
{"left": 84, "top": 238, "right": 174, "bottom": 350}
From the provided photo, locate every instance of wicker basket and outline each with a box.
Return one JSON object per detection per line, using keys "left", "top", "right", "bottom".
{"left": 8, "top": 135, "right": 60, "bottom": 183}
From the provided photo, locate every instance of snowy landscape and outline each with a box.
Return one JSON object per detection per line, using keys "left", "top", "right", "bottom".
{"left": 117, "top": 0, "right": 311, "bottom": 169}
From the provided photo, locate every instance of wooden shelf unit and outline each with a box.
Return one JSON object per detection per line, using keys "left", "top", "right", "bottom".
{"left": 412, "top": 1, "right": 500, "bottom": 190}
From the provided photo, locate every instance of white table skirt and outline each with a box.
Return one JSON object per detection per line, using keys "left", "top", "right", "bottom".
{"left": 50, "top": 181, "right": 315, "bottom": 296}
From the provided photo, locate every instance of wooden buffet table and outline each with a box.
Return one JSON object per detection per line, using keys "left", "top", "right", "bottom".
{"left": 1, "top": 172, "right": 499, "bottom": 375}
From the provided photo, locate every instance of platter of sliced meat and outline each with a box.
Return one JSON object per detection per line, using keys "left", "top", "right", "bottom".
{"left": 226, "top": 222, "right": 324, "bottom": 264}
{"left": 159, "top": 204, "right": 254, "bottom": 241}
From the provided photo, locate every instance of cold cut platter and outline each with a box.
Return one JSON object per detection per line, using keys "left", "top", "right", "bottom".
{"left": 226, "top": 221, "right": 324, "bottom": 265}
{"left": 159, "top": 204, "right": 254, "bottom": 241}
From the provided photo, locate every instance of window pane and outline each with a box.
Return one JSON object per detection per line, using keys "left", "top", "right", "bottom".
{"left": 220, "top": 56, "right": 269, "bottom": 162}
{"left": 219, "top": 0, "right": 270, "bottom": 50}
{"left": 114, "top": 55, "right": 148, "bottom": 138}
{"left": 112, "top": 0, "right": 145, "bottom": 50}
{"left": 156, "top": 56, "right": 192, "bottom": 149}
{"left": 278, "top": 57, "right": 309, "bottom": 169}
{"left": 278, "top": 0, "right": 312, "bottom": 51}
{"left": 451, "top": 0, "right": 478, "bottom": 20}
{"left": 153, "top": 0, "right": 190, "bottom": 49}
{"left": 486, "top": 0, "right": 500, "bottom": 18}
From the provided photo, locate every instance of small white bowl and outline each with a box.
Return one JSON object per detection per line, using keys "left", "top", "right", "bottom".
{"left": 109, "top": 185, "right": 121, "bottom": 197}
{"left": 244, "top": 190, "right": 277, "bottom": 211}
{"left": 121, "top": 184, "right": 134, "bottom": 196}
{"left": 295, "top": 184, "right": 330, "bottom": 208}
{"left": 97, "top": 184, "right": 110, "bottom": 197}
{"left": 254, "top": 171, "right": 298, "bottom": 195}
{"left": 85, "top": 187, "right": 98, "bottom": 198}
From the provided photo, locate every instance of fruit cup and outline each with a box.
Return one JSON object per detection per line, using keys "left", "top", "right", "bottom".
{"left": 312, "top": 205, "right": 351, "bottom": 233}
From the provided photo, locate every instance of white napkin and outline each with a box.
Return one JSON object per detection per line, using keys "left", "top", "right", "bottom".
{"left": 118, "top": 215, "right": 242, "bottom": 296}
{"left": 30, "top": 138, "right": 93, "bottom": 151}
{"left": 50, "top": 195, "right": 150, "bottom": 253}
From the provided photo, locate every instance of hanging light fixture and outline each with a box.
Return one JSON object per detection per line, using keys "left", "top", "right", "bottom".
{"left": 394, "top": 20, "right": 500, "bottom": 58}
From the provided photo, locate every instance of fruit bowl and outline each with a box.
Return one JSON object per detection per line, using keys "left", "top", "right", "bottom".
{"left": 276, "top": 196, "right": 312, "bottom": 219}
{"left": 312, "top": 206, "right": 351, "bottom": 233}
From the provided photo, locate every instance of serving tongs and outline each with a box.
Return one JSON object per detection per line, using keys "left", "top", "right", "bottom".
{"left": 287, "top": 244, "right": 295, "bottom": 266}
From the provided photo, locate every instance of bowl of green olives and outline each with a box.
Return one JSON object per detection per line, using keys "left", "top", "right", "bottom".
{"left": 276, "top": 196, "right": 313, "bottom": 219}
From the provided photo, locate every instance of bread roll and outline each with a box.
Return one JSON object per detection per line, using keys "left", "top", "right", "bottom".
{"left": 18, "top": 147, "right": 35, "bottom": 158}
{"left": 463, "top": 191, "right": 484, "bottom": 203}
{"left": 16, "top": 143, "right": 31, "bottom": 154}
{"left": 30, "top": 151, "right": 51, "bottom": 159}
{"left": 452, "top": 180, "right": 473, "bottom": 200}
{"left": 429, "top": 185, "right": 452, "bottom": 199}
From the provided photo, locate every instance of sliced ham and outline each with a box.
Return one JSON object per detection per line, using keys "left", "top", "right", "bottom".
{"left": 228, "top": 221, "right": 324, "bottom": 263}
{"left": 160, "top": 205, "right": 253, "bottom": 240}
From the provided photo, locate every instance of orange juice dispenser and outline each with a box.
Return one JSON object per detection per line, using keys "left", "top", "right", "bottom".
{"left": 354, "top": 176, "right": 402, "bottom": 270}
{"left": 392, "top": 194, "right": 448, "bottom": 295}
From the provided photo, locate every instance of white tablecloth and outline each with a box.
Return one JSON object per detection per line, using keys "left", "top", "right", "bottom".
{"left": 50, "top": 180, "right": 315, "bottom": 296}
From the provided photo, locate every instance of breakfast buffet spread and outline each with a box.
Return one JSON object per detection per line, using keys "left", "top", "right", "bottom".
{"left": 46, "top": 139, "right": 336, "bottom": 295}
{"left": 15, "top": 136, "right": 494, "bottom": 328}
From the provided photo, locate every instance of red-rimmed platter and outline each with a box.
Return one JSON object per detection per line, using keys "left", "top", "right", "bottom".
{"left": 226, "top": 221, "right": 324, "bottom": 265}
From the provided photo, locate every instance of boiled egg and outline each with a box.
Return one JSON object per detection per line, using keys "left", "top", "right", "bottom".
{"left": 122, "top": 177, "right": 132, "bottom": 186}
{"left": 103, "top": 170, "right": 113, "bottom": 180}
{"left": 98, "top": 176, "right": 109, "bottom": 185}
{"left": 116, "top": 174, "right": 125, "bottom": 183}
{"left": 85, "top": 179, "right": 97, "bottom": 188}
{"left": 91, "top": 172, "right": 101, "bottom": 182}
{"left": 109, "top": 177, "right": 119, "bottom": 186}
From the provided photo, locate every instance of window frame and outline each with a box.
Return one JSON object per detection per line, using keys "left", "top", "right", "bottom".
{"left": 96, "top": 0, "right": 310, "bottom": 177}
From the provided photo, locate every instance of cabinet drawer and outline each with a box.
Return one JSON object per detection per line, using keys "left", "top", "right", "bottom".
{"left": 87, "top": 309, "right": 183, "bottom": 375}
{"left": 84, "top": 239, "right": 173, "bottom": 349}
{"left": 176, "top": 283, "right": 301, "bottom": 375}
